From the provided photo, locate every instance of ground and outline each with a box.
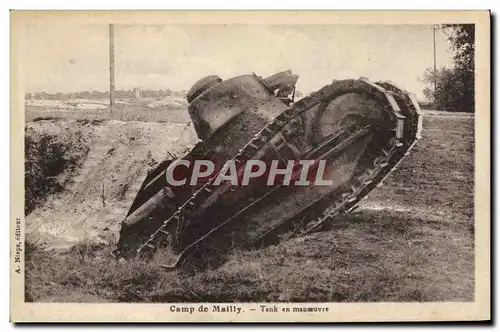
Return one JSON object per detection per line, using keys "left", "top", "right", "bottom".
{"left": 24, "top": 106, "right": 475, "bottom": 303}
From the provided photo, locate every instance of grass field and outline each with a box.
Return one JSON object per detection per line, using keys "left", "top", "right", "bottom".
{"left": 24, "top": 113, "right": 475, "bottom": 303}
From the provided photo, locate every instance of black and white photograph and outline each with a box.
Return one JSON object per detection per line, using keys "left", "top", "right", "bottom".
{"left": 10, "top": 10, "right": 490, "bottom": 322}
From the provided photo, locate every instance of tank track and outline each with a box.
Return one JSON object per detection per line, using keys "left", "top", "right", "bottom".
{"left": 306, "top": 82, "right": 422, "bottom": 232}
{"left": 256, "top": 80, "right": 423, "bottom": 244}
{"left": 135, "top": 78, "right": 422, "bottom": 268}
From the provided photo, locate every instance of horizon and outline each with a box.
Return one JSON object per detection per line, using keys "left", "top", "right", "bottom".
{"left": 24, "top": 24, "right": 454, "bottom": 100}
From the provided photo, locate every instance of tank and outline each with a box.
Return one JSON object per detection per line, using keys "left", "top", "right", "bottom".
{"left": 116, "top": 70, "right": 422, "bottom": 268}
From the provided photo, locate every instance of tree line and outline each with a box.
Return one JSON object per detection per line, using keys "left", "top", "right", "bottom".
{"left": 422, "top": 24, "right": 475, "bottom": 112}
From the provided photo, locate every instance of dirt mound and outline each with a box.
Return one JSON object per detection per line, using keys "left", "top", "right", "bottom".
{"left": 25, "top": 119, "right": 199, "bottom": 248}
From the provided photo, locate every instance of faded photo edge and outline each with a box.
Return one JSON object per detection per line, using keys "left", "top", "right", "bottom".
{"left": 10, "top": 10, "right": 491, "bottom": 322}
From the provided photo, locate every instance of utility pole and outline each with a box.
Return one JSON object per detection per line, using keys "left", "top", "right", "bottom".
{"left": 432, "top": 25, "right": 437, "bottom": 93}
{"left": 109, "top": 24, "right": 115, "bottom": 113}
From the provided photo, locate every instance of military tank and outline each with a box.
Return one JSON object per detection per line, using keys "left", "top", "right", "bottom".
{"left": 116, "top": 70, "right": 422, "bottom": 268}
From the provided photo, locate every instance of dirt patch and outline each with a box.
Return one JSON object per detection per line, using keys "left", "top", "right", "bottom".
{"left": 25, "top": 119, "right": 199, "bottom": 248}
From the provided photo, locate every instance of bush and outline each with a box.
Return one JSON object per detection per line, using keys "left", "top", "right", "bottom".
{"left": 24, "top": 133, "right": 87, "bottom": 215}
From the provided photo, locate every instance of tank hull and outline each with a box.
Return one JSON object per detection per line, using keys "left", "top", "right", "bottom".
{"left": 116, "top": 72, "right": 422, "bottom": 269}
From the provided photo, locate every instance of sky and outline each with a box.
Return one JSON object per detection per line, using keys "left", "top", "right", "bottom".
{"left": 23, "top": 24, "right": 454, "bottom": 100}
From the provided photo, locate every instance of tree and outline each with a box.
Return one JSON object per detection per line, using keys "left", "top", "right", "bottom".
{"left": 422, "top": 24, "right": 475, "bottom": 112}
{"left": 443, "top": 24, "right": 475, "bottom": 75}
